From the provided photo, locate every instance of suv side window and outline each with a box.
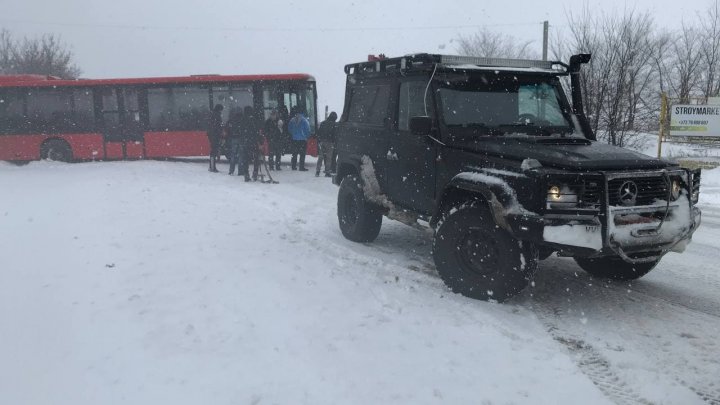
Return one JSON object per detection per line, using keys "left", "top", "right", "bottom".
{"left": 398, "top": 81, "right": 428, "bottom": 131}
{"left": 348, "top": 85, "right": 390, "bottom": 125}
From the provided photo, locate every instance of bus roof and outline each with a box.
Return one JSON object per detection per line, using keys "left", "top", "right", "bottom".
{"left": 0, "top": 73, "right": 316, "bottom": 88}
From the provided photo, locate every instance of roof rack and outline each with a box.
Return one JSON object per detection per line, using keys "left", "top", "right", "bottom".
{"left": 344, "top": 53, "right": 559, "bottom": 75}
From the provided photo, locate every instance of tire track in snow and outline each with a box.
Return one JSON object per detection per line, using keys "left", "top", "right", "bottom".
{"left": 532, "top": 302, "right": 654, "bottom": 405}
{"left": 280, "top": 201, "right": 440, "bottom": 286}
{"left": 679, "top": 382, "right": 720, "bottom": 405}
{"left": 532, "top": 259, "right": 720, "bottom": 405}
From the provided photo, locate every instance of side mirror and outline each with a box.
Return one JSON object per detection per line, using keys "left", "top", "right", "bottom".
{"left": 409, "top": 116, "right": 432, "bottom": 135}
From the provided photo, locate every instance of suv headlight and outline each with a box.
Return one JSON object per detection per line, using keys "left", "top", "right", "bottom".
{"left": 670, "top": 179, "right": 681, "bottom": 201}
{"left": 547, "top": 184, "right": 578, "bottom": 209}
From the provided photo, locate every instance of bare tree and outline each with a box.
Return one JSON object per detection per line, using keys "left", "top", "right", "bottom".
{"left": 700, "top": 0, "right": 720, "bottom": 99}
{"left": 556, "top": 7, "right": 659, "bottom": 147}
{"left": 0, "top": 29, "right": 81, "bottom": 79}
{"left": 669, "top": 22, "right": 703, "bottom": 103}
{"left": 0, "top": 29, "right": 14, "bottom": 74}
{"left": 456, "top": 28, "right": 538, "bottom": 59}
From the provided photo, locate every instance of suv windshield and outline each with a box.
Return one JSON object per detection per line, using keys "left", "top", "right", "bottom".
{"left": 437, "top": 72, "right": 576, "bottom": 137}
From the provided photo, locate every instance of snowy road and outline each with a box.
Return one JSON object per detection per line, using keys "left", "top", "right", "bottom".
{"left": 1, "top": 160, "right": 719, "bottom": 404}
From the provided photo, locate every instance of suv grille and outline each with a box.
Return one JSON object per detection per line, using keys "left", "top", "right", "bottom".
{"left": 581, "top": 181, "right": 602, "bottom": 205}
{"left": 608, "top": 176, "right": 668, "bottom": 206}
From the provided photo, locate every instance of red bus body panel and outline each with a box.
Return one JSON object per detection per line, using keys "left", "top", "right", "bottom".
{"left": 104, "top": 141, "right": 144, "bottom": 159}
{"left": 144, "top": 131, "right": 209, "bottom": 158}
{"left": 125, "top": 141, "right": 144, "bottom": 159}
{"left": 64, "top": 134, "right": 104, "bottom": 159}
{"left": 0, "top": 133, "right": 103, "bottom": 160}
{"left": 105, "top": 142, "right": 124, "bottom": 159}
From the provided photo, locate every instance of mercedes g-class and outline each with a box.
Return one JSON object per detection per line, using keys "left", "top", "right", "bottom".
{"left": 333, "top": 53, "right": 702, "bottom": 302}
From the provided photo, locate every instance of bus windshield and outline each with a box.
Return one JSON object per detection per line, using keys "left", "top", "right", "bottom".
{"left": 437, "top": 73, "right": 576, "bottom": 137}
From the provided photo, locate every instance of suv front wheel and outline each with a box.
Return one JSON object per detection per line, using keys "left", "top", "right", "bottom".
{"left": 433, "top": 200, "right": 538, "bottom": 301}
{"left": 337, "top": 175, "right": 383, "bottom": 242}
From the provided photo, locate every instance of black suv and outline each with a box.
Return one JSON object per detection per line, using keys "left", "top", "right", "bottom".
{"left": 333, "top": 53, "right": 702, "bottom": 301}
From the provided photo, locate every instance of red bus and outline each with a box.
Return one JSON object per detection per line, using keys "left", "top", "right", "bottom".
{"left": 0, "top": 73, "right": 317, "bottom": 163}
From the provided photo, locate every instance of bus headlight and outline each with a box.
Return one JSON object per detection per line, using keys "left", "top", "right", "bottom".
{"left": 547, "top": 184, "right": 578, "bottom": 209}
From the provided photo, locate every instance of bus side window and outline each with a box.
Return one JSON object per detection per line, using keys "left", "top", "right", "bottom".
{"left": 148, "top": 85, "right": 211, "bottom": 131}
{"left": 212, "top": 85, "right": 253, "bottom": 123}
{"left": 0, "top": 89, "right": 26, "bottom": 135}
{"left": 100, "top": 88, "right": 120, "bottom": 131}
{"left": 73, "top": 88, "right": 95, "bottom": 132}
{"left": 25, "top": 88, "right": 94, "bottom": 134}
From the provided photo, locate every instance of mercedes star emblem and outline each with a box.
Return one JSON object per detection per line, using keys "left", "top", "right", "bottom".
{"left": 618, "top": 180, "right": 639, "bottom": 206}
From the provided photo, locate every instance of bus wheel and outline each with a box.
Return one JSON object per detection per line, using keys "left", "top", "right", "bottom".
{"left": 9, "top": 160, "right": 31, "bottom": 166}
{"left": 41, "top": 140, "right": 73, "bottom": 162}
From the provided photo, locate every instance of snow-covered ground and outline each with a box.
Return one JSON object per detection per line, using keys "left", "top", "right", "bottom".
{"left": 1, "top": 157, "right": 719, "bottom": 404}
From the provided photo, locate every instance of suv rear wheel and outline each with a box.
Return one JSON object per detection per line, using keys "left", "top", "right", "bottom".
{"left": 574, "top": 256, "right": 660, "bottom": 280}
{"left": 337, "top": 175, "right": 382, "bottom": 242}
{"left": 433, "top": 200, "right": 538, "bottom": 301}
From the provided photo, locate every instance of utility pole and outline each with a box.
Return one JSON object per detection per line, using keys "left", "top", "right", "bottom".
{"left": 542, "top": 21, "right": 549, "bottom": 61}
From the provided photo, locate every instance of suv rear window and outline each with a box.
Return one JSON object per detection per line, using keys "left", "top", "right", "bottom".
{"left": 348, "top": 85, "right": 390, "bottom": 125}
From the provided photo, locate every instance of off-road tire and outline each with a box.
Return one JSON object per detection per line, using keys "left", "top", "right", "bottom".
{"left": 41, "top": 140, "right": 73, "bottom": 162}
{"left": 574, "top": 256, "right": 660, "bottom": 280}
{"left": 432, "top": 200, "right": 538, "bottom": 301}
{"left": 337, "top": 175, "right": 382, "bottom": 243}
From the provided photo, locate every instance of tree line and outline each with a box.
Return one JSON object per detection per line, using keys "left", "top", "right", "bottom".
{"left": 457, "top": 2, "right": 720, "bottom": 147}
{"left": 0, "top": 28, "right": 81, "bottom": 79}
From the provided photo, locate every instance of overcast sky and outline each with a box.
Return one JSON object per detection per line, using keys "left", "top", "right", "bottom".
{"left": 1, "top": 0, "right": 714, "bottom": 116}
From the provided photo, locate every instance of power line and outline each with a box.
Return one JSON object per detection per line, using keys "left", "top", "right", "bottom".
{"left": 0, "top": 18, "right": 544, "bottom": 33}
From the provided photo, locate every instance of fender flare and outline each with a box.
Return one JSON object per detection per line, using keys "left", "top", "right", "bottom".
{"left": 333, "top": 154, "right": 363, "bottom": 185}
{"left": 431, "top": 174, "right": 521, "bottom": 231}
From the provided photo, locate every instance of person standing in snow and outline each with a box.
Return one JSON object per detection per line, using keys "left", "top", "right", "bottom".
{"left": 288, "top": 107, "right": 311, "bottom": 171}
{"left": 207, "top": 104, "right": 224, "bottom": 172}
{"left": 264, "top": 109, "right": 283, "bottom": 171}
{"left": 277, "top": 102, "right": 290, "bottom": 156}
{"left": 240, "top": 105, "right": 262, "bottom": 181}
{"left": 315, "top": 111, "right": 337, "bottom": 177}
{"left": 225, "top": 108, "right": 245, "bottom": 177}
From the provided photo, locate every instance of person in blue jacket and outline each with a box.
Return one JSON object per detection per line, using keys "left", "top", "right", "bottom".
{"left": 288, "top": 107, "right": 311, "bottom": 171}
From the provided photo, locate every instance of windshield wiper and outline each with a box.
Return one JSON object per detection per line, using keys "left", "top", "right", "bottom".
{"left": 449, "top": 123, "right": 503, "bottom": 135}
{"left": 497, "top": 123, "right": 551, "bottom": 136}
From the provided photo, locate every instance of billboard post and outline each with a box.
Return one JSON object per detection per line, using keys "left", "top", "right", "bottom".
{"left": 659, "top": 92, "right": 667, "bottom": 158}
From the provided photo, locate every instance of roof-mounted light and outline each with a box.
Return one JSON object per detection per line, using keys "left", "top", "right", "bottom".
{"left": 437, "top": 55, "right": 555, "bottom": 70}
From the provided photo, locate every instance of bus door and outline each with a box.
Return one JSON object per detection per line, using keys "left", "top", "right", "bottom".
{"left": 261, "top": 82, "right": 317, "bottom": 156}
{"left": 98, "top": 87, "right": 144, "bottom": 159}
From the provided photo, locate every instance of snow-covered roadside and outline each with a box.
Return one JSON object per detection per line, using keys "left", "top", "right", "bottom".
{"left": 0, "top": 161, "right": 611, "bottom": 405}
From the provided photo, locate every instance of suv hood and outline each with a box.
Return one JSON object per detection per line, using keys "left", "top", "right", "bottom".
{"left": 452, "top": 136, "right": 669, "bottom": 171}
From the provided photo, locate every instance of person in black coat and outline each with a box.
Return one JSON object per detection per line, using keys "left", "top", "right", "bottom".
{"left": 240, "top": 106, "right": 261, "bottom": 181}
{"left": 277, "top": 103, "right": 290, "bottom": 156}
{"left": 264, "top": 109, "right": 283, "bottom": 170}
{"left": 225, "top": 108, "right": 245, "bottom": 177}
{"left": 315, "top": 111, "right": 337, "bottom": 177}
{"left": 207, "top": 104, "right": 224, "bottom": 172}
